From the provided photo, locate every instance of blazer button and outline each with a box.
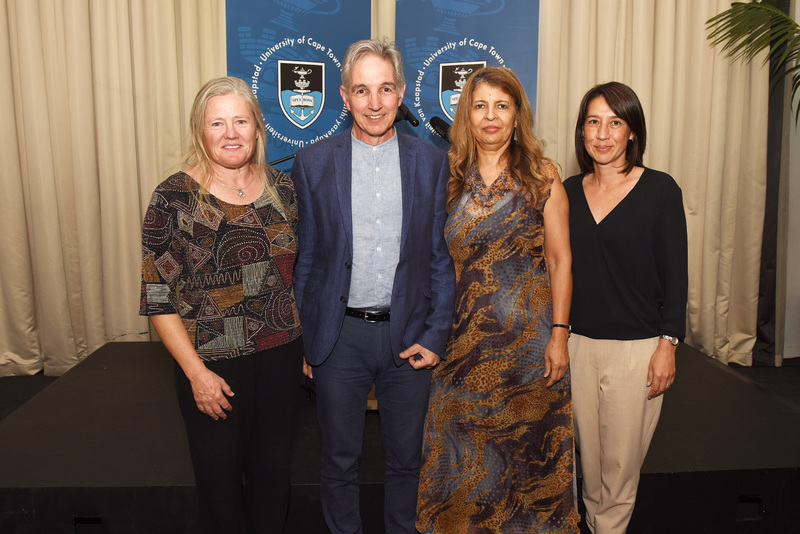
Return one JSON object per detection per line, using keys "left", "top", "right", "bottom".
{"left": 345, "top": 262, "right": 351, "bottom": 269}
{"left": 340, "top": 296, "right": 347, "bottom": 303}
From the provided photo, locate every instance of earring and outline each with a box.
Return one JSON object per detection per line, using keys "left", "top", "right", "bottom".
{"left": 513, "top": 127, "right": 517, "bottom": 142}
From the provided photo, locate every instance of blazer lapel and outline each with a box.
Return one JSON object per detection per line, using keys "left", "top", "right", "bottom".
{"left": 334, "top": 132, "right": 354, "bottom": 253}
{"left": 398, "top": 133, "right": 417, "bottom": 252}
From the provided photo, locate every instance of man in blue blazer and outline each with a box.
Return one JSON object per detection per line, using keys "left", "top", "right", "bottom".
{"left": 291, "top": 39, "right": 455, "bottom": 534}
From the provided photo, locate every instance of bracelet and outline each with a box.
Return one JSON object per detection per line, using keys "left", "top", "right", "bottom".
{"left": 552, "top": 324, "right": 571, "bottom": 336}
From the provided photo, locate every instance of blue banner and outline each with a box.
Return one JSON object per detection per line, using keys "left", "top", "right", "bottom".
{"left": 396, "top": 0, "right": 540, "bottom": 149}
{"left": 226, "top": 0, "right": 371, "bottom": 172}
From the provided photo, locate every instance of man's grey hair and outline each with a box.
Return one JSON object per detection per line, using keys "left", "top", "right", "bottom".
{"left": 341, "top": 38, "right": 405, "bottom": 89}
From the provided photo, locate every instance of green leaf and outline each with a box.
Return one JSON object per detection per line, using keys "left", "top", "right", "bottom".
{"left": 707, "top": 1, "right": 800, "bottom": 125}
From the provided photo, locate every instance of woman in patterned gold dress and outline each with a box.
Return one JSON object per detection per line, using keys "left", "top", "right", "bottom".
{"left": 416, "top": 67, "right": 579, "bottom": 533}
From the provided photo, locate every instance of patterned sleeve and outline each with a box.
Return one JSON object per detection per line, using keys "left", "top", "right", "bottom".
{"left": 270, "top": 166, "right": 298, "bottom": 236}
{"left": 537, "top": 161, "right": 560, "bottom": 210}
{"left": 139, "top": 186, "right": 180, "bottom": 316}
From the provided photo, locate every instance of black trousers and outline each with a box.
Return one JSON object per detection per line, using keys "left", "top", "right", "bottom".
{"left": 174, "top": 337, "right": 303, "bottom": 534}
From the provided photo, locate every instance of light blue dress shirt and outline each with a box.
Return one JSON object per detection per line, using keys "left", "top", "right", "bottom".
{"left": 347, "top": 130, "right": 402, "bottom": 308}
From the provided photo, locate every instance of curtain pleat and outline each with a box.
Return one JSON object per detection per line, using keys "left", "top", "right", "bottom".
{"left": 0, "top": 0, "right": 225, "bottom": 376}
{"left": 1, "top": 2, "right": 41, "bottom": 375}
{"left": 537, "top": 0, "right": 769, "bottom": 365}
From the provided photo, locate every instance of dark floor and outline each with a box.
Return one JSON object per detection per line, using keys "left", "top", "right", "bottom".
{"left": 1, "top": 346, "right": 799, "bottom": 533}
{"left": 3, "top": 353, "right": 798, "bottom": 423}
{"left": 0, "top": 372, "right": 57, "bottom": 422}
{"left": 729, "top": 356, "right": 800, "bottom": 410}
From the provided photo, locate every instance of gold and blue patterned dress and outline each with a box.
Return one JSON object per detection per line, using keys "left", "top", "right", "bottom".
{"left": 416, "top": 163, "right": 579, "bottom": 534}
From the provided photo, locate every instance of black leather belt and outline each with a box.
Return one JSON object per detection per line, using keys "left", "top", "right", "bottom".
{"left": 345, "top": 307, "right": 390, "bottom": 322}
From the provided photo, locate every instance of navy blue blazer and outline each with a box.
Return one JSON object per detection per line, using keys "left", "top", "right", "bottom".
{"left": 291, "top": 128, "right": 456, "bottom": 367}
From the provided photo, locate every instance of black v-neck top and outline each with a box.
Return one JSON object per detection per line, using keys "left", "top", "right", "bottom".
{"left": 563, "top": 168, "right": 687, "bottom": 340}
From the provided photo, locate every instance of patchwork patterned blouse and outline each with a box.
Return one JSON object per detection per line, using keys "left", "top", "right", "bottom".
{"left": 140, "top": 169, "right": 301, "bottom": 361}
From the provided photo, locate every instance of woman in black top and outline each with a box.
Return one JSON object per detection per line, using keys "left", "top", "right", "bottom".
{"left": 563, "top": 82, "right": 687, "bottom": 534}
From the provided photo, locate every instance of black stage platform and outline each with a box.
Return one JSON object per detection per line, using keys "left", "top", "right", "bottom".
{"left": 0, "top": 342, "right": 798, "bottom": 533}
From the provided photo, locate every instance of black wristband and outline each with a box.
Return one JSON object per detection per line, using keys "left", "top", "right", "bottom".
{"left": 552, "top": 324, "right": 571, "bottom": 336}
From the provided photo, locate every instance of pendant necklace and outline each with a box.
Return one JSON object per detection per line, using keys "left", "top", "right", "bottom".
{"left": 213, "top": 173, "right": 255, "bottom": 198}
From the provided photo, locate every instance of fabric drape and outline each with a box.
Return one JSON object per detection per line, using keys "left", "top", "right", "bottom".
{"left": 1, "top": 0, "right": 770, "bottom": 375}
{"left": 1, "top": 0, "right": 225, "bottom": 376}
{"left": 537, "top": 0, "right": 768, "bottom": 365}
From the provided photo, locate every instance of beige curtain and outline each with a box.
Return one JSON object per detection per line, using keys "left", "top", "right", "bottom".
{"left": 537, "top": 0, "right": 769, "bottom": 365}
{"left": 1, "top": 0, "right": 225, "bottom": 376}
{"left": 372, "top": 0, "right": 395, "bottom": 40}
{"left": 0, "top": 0, "right": 769, "bottom": 375}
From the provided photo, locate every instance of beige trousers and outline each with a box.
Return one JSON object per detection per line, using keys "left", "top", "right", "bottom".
{"left": 568, "top": 334, "right": 663, "bottom": 534}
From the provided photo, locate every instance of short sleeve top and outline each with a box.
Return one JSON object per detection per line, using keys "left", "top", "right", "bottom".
{"left": 140, "top": 169, "right": 301, "bottom": 360}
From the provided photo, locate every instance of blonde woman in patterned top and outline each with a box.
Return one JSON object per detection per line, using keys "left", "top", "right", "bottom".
{"left": 416, "top": 67, "right": 580, "bottom": 533}
{"left": 140, "top": 77, "right": 302, "bottom": 534}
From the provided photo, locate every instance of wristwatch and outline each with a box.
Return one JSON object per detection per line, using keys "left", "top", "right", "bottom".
{"left": 660, "top": 334, "right": 679, "bottom": 346}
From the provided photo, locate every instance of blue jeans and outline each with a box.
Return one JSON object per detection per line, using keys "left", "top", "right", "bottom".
{"left": 313, "top": 316, "right": 433, "bottom": 534}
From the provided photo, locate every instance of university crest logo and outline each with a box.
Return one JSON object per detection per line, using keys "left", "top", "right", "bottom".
{"left": 278, "top": 60, "right": 325, "bottom": 129}
{"left": 439, "top": 61, "right": 486, "bottom": 121}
